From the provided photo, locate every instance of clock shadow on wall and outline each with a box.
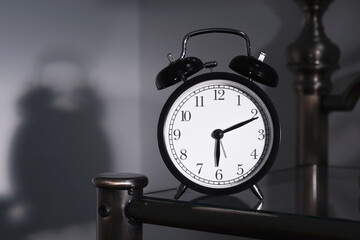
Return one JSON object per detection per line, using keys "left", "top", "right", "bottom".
{"left": 1, "top": 56, "right": 111, "bottom": 239}
{"left": 259, "top": 1, "right": 300, "bottom": 170}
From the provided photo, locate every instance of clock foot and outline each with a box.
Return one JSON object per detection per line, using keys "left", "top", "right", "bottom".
{"left": 174, "top": 183, "right": 188, "bottom": 200}
{"left": 253, "top": 200, "right": 264, "bottom": 211}
{"left": 250, "top": 184, "right": 264, "bottom": 201}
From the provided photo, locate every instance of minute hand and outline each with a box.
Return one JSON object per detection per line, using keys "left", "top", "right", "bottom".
{"left": 222, "top": 117, "right": 259, "bottom": 134}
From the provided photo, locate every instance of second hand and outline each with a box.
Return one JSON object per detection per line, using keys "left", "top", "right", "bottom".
{"left": 220, "top": 140, "right": 227, "bottom": 158}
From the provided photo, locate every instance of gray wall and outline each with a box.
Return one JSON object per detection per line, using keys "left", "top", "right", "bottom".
{"left": 0, "top": 0, "right": 359, "bottom": 239}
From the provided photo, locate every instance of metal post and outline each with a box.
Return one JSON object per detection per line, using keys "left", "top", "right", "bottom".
{"left": 92, "top": 173, "right": 148, "bottom": 240}
{"left": 296, "top": 165, "right": 328, "bottom": 216}
{"left": 287, "top": 0, "right": 340, "bottom": 166}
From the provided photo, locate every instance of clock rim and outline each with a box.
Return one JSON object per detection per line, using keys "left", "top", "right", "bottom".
{"left": 157, "top": 72, "right": 280, "bottom": 195}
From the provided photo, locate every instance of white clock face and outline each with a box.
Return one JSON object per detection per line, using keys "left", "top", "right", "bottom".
{"left": 162, "top": 79, "right": 274, "bottom": 190}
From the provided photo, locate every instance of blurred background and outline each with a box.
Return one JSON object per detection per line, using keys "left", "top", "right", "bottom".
{"left": 0, "top": 0, "right": 359, "bottom": 239}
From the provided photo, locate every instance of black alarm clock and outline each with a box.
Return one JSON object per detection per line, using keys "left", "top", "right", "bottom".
{"left": 156, "top": 28, "right": 280, "bottom": 200}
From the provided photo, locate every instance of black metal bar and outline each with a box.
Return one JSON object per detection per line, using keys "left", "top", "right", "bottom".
{"left": 126, "top": 197, "right": 360, "bottom": 240}
{"left": 92, "top": 173, "right": 148, "bottom": 240}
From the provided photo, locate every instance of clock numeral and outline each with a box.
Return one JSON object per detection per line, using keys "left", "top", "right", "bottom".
{"left": 251, "top": 109, "right": 258, "bottom": 118}
{"left": 195, "top": 96, "right": 204, "bottom": 107}
{"left": 181, "top": 111, "right": 191, "bottom": 121}
{"left": 258, "top": 129, "right": 265, "bottom": 140}
{"left": 196, "top": 163, "right": 203, "bottom": 174}
{"left": 179, "top": 149, "right": 187, "bottom": 160}
{"left": 214, "top": 89, "right": 225, "bottom": 100}
{"left": 250, "top": 149, "right": 258, "bottom": 159}
{"left": 173, "top": 129, "right": 181, "bottom": 140}
{"left": 237, "top": 95, "right": 241, "bottom": 106}
{"left": 237, "top": 164, "right": 244, "bottom": 175}
{"left": 215, "top": 169, "right": 223, "bottom": 180}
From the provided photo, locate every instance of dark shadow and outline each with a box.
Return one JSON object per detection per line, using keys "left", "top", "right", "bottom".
{"left": 329, "top": 71, "right": 360, "bottom": 166}
{"left": 190, "top": 195, "right": 255, "bottom": 210}
{"left": 260, "top": 0, "right": 303, "bottom": 169}
{"left": 0, "top": 57, "right": 111, "bottom": 239}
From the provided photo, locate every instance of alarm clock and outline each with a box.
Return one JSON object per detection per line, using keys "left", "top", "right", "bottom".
{"left": 156, "top": 28, "right": 280, "bottom": 200}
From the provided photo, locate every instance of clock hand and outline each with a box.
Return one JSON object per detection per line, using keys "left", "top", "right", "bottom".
{"left": 211, "top": 129, "right": 224, "bottom": 167}
{"left": 222, "top": 117, "right": 259, "bottom": 134}
{"left": 215, "top": 138, "right": 220, "bottom": 167}
{"left": 211, "top": 117, "right": 257, "bottom": 166}
{"left": 214, "top": 139, "right": 227, "bottom": 167}
{"left": 220, "top": 140, "right": 227, "bottom": 158}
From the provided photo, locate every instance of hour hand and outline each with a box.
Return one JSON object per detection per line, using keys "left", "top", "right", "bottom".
{"left": 212, "top": 129, "right": 224, "bottom": 167}
{"left": 214, "top": 138, "right": 220, "bottom": 167}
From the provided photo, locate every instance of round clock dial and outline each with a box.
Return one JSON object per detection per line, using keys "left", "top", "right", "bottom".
{"left": 158, "top": 72, "right": 280, "bottom": 195}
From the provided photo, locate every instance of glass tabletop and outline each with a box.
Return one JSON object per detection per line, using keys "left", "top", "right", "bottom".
{"left": 144, "top": 166, "right": 360, "bottom": 223}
